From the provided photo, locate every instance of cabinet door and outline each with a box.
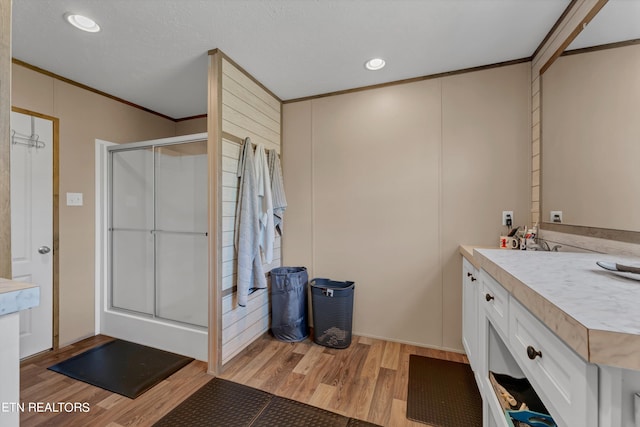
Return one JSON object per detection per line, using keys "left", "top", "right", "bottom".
{"left": 509, "top": 297, "right": 598, "bottom": 427}
{"left": 484, "top": 396, "right": 509, "bottom": 427}
{"left": 462, "top": 258, "right": 479, "bottom": 371}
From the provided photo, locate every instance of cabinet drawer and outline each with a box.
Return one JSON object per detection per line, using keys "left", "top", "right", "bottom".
{"left": 508, "top": 298, "right": 598, "bottom": 427}
{"left": 480, "top": 270, "right": 509, "bottom": 340}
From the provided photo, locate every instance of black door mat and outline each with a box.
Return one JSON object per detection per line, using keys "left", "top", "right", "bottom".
{"left": 48, "top": 339, "right": 194, "bottom": 399}
{"left": 407, "top": 355, "right": 482, "bottom": 426}
{"left": 154, "top": 377, "right": 382, "bottom": 427}
{"left": 252, "top": 396, "right": 350, "bottom": 427}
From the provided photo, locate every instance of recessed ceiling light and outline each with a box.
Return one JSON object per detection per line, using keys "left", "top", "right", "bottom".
{"left": 365, "top": 58, "right": 386, "bottom": 71}
{"left": 64, "top": 13, "right": 101, "bottom": 33}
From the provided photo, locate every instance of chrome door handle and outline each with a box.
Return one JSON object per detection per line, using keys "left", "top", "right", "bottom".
{"left": 38, "top": 246, "right": 51, "bottom": 254}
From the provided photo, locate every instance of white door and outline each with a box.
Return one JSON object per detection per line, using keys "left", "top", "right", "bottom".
{"left": 10, "top": 111, "right": 53, "bottom": 358}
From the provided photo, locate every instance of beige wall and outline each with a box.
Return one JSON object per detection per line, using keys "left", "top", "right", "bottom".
{"left": 0, "top": 0, "right": 10, "bottom": 278}
{"left": 441, "top": 64, "right": 531, "bottom": 349}
{"left": 283, "top": 62, "right": 531, "bottom": 351}
{"left": 12, "top": 63, "right": 178, "bottom": 346}
{"left": 176, "top": 116, "right": 207, "bottom": 135}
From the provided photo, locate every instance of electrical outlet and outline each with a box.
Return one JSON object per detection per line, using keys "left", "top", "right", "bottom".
{"left": 502, "top": 211, "right": 514, "bottom": 226}
{"left": 550, "top": 211, "right": 563, "bottom": 223}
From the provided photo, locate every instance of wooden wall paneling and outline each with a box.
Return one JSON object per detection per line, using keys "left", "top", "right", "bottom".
{"left": 220, "top": 137, "right": 239, "bottom": 298}
{"left": 0, "top": 0, "right": 11, "bottom": 278}
{"left": 222, "top": 88, "right": 280, "bottom": 133}
{"left": 222, "top": 59, "right": 281, "bottom": 112}
{"left": 222, "top": 106, "right": 280, "bottom": 145}
{"left": 221, "top": 76, "right": 280, "bottom": 122}
{"left": 207, "top": 51, "right": 223, "bottom": 375}
{"left": 217, "top": 52, "right": 282, "bottom": 370}
{"left": 222, "top": 119, "right": 279, "bottom": 152}
{"left": 221, "top": 292, "right": 271, "bottom": 364}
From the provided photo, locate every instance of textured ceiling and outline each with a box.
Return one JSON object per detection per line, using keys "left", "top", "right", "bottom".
{"left": 568, "top": 0, "right": 640, "bottom": 50}
{"left": 10, "top": 0, "right": 584, "bottom": 119}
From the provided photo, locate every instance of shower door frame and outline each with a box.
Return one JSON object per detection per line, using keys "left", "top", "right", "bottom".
{"left": 97, "top": 133, "right": 209, "bottom": 361}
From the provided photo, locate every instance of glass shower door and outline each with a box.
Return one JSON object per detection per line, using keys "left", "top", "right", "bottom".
{"left": 110, "top": 147, "right": 155, "bottom": 315}
{"left": 109, "top": 140, "right": 208, "bottom": 328}
{"left": 154, "top": 141, "right": 208, "bottom": 327}
{"left": 104, "top": 134, "right": 208, "bottom": 360}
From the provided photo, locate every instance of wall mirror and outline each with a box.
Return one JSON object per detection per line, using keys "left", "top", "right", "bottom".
{"left": 541, "top": 0, "right": 640, "bottom": 237}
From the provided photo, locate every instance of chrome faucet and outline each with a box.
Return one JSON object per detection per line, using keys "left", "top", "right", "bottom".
{"left": 529, "top": 240, "right": 562, "bottom": 252}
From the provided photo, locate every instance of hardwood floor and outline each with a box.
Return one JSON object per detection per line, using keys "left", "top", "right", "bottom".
{"left": 220, "top": 334, "right": 468, "bottom": 426}
{"left": 19, "top": 335, "right": 211, "bottom": 427}
{"left": 19, "top": 334, "right": 468, "bottom": 426}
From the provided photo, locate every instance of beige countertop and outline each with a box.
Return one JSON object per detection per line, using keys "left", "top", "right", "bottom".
{"left": 460, "top": 246, "right": 640, "bottom": 371}
{"left": 0, "top": 278, "right": 38, "bottom": 294}
{"left": 0, "top": 278, "right": 39, "bottom": 316}
{"left": 459, "top": 245, "right": 485, "bottom": 269}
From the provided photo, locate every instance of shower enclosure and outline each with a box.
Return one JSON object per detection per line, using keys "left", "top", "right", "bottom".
{"left": 101, "top": 134, "right": 208, "bottom": 360}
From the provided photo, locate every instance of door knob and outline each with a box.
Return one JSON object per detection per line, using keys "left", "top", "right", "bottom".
{"left": 38, "top": 246, "right": 51, "bottom": 254}
{"left": 485, "top": 293, "right": 494, "bottom": 302}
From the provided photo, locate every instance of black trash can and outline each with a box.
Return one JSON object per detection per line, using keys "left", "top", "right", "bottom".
{"left": 310, "top": 278, "right": 355, "bottom": 349}
{"left": 270, "top": 267, "right": 309, "bottom": 342}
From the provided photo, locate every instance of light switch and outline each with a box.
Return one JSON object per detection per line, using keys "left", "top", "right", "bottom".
{"left": 66, "top": 192, "right": 83, "bottom": 206}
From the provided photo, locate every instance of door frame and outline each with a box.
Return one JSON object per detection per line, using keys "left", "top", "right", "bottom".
{"left": 11, "top": 106, "right": 60, "bottom": 352}
{"left": 94, "top": 139, "right": 116, "bottom": 335}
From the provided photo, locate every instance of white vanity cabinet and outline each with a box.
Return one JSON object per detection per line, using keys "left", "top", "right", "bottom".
{"left": 0, "top": 279, "right": 40, "bottom": 427}
{"left": 509, "top": 298, "right": 598, "bottom": 427}
{"left": 462, "top": 257, "right": 479, "bottom": 372}
{"left": 475, "top": 268, "right": 598, "bottom": 427}
{"left": 460, "top": 248, "right": 640, "bottom": 427}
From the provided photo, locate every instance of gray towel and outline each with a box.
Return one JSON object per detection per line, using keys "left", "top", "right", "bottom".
{"left": 255, "top": 144, "right": 274, "bottom": 264}
{"left": 234, "top": 138, "right": 266, "bottom": 307}
{"left": 268, "top": 149, "right": 287, "bottom": 236}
